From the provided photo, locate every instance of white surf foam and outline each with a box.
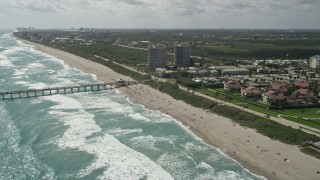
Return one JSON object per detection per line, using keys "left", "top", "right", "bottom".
{"left": 130, "top": 135, "right": 157, "bottom": 150}
{"left": 0, "top": 54, "right": 14, "bottom": 67}
{"left": 13, "top": 68, "right": 27, "bottom": 76}
{"left": 46, "top": 95, "right": 173, "bottom": 180}
{"left": 27, "top": 82, "right": 47, "bottom": 89}
{"left": 106, "top": 128, "right": 143, "bottom": 137}
{"left": 157, "top": 153, "right": 192, "bottom": 179}
{"left": 72, "top": 93, "right": 134, "bottom": 114}
{"left": 27, "top": 62, "right": 45, "bottom": 69}
{"left": 128, "top": 113, "right": 151, "bottom": 122}
{"left": 194, "top": 163, "right": 216, "bottom": 180}
{"left": 2, "top": 46, "right": 24, "bottom": 55}
{"left": 15, "top": 81, "right": 29, "bottom": 85}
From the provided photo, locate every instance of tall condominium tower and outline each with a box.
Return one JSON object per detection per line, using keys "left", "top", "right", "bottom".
{"left": 147, "top": 44, "right": 166, "bottom": 71}
{"left": 309, "top": 55, "right": 320, "bottom": 69}
{"left": 174, "top": 42, "right": 191, "bottom": 67}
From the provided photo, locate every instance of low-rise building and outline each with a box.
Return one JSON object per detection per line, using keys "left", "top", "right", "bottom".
{"left": 222, "top": 68, "right": 249, "bottom": 76}
{"left": 241, "top": 86, "right": 261, "bottom": 98}
{"left": 187, "top": 70, "right": 197, "bottom": 77}
{"left": 271, "top": 82, "right": 288, "bottom": 94}
{"left": 209, "top": 66, "right": 237, "bottom": 72}
{"left": 262, "top": 90, "right": 287, "bottom": 105}
{"left": 209, "top": 70, "right": 219, "bottom": 77}
{"left": 197, "top": 70, "right": 209, "bottom": 77}
{"left": 239, "top": 65, "right": 258, "bottom": 71}
{"left": 155, "top": 68, "right": 167, "bottom": 77}
{"left": 224, "top": 80, "right": 241, "bottom": 92}
{"left": 290, "top": 89, "right": 316, "bottom": 104}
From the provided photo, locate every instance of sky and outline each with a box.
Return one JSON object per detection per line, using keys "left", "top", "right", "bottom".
{"left": 0, "top": 0, "right": 320, "bottom": 29}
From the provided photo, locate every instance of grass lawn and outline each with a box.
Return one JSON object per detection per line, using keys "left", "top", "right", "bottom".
{"left": 280, "top": 115, "right": 320, "bottom": 130}
{"left": 200, "top": 44, "right": 251, "bottom": 54}
{"left": 279, "top": 108, "right": 320, "bottom": 119}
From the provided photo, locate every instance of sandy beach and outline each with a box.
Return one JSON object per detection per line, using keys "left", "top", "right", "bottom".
{"left": 18, "top": 39, "right": 320, "bottom": 180}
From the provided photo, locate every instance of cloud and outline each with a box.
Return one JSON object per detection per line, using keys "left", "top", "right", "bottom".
{"left": 118, "top": 0, "right": 148, "bottom": 6}
{"left": 0, "top": 0, "right": 319, "bottom": 29}
{"left": 295, "top": 0, "right": 316, "bottom": 5}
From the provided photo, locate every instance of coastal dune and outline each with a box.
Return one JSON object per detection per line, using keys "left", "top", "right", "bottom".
{"left": 19, "top": 39, "right": 320, "bottom": 180}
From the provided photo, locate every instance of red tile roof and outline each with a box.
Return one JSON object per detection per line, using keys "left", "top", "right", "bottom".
{"left": 294, "top": 80, "right": 310, "bottom": 89}
{"left": 242, "top": 86, "right": 260, "bottom": 94}
{"left": 293, "top": 89, "right": 314, "bottom": 96}
{"left": 264, "top": 90, "right": 287, "bottom": 100}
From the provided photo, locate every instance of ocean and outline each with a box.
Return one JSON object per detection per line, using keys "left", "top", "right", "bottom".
{"left": 0, "top": 31, "right": 263, "bottom": 180}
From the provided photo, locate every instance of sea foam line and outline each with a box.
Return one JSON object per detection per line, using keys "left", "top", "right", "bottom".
{"left": 45, "top": 95, "right": 173, "bottom": 180}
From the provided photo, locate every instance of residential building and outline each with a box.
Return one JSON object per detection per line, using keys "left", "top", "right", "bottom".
{"left": 209, "top": 70, "right": 219, "bottom": 77}
{"left": 147, "top": 44, "right": 166, "bottom": 71}
{"left": 241, "top": 86, "right": 261, "bottom": 98}
{"left": 222, "top": 68, "right": 249, "bottom": 76}
{"left": 197, "top": 70, "right": 209, "bottom": 77}
{"left": 290, "top": 89, "right": 316, "bottom": 104}
{"left": 271, "top": 82, "right": 288, "bottom": 94}
{"left": 309, "top": 55, "right": 320, "bottom": 69}
{"left": 224, "top": 80, "right": 241, "bottom": 91}
{"left": 262, "top": 90, "right": 287, "bottom": 105}
{"left": 174, "top": 42, "right": 191, "bottom": 67}
{"left": 209, "top": 66, "right": 237, "bottom": 73}
{"left": 239, "top": 65, "right": 258, "bottom": 71}
{"left": 294, "top": 80, "right": 310, "bottom": 89}
{"left": 187, "top": 70, "right": 197, "bottom": 77}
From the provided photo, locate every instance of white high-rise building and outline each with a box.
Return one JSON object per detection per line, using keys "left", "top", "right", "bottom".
{"left": 147, "top": 44, "right": 166, "bottom": 71}
{"left": 309, "top": 55, "right": 320, "bottom": 69}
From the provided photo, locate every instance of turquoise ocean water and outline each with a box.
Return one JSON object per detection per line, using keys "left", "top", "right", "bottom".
{"left": 0, "top": 31, "right": 264, "bottom": 180}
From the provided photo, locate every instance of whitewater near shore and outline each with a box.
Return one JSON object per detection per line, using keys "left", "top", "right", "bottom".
{"left": 18, "top": 38, "right": 320, "bottom": 180}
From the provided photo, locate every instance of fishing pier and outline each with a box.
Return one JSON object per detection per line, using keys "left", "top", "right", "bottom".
{"left": 0, "top": 81, "right": 138, "bottom": 100}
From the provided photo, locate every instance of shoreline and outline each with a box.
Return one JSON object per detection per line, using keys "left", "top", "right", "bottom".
{"left": 16, "top": 37, "right": 320, "bottom": 180}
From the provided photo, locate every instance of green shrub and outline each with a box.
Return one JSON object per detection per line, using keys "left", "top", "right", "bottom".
{"left": 177, "top": 77, "right": 201, "bottom": 88}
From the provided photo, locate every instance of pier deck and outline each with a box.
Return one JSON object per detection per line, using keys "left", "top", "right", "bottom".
{"left": 0, "top": 81, "right": 138, "bottom": 100}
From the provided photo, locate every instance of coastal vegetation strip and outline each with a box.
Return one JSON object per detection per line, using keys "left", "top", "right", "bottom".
{"left": 300, "top": 147, "right": 320, "bottom": 159}
{"left": 196, "top": 88, "right": 320, "bottom": 130}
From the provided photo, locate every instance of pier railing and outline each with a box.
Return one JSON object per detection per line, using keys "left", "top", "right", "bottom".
{"left": 0, "top": 81, "right": 138, "bottom": 100}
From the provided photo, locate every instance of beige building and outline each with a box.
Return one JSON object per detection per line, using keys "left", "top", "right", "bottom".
{"left": 222, "top": 68, "right": 249, "bottom": 76}
{"left": 241, "top": 86, "right": 261, "bottom": 98}
{"left": 147, "top": 44, "right": 166, "bottom": 71}
{"left": 224, "top": 80, "right": 241, "bottom": 91}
